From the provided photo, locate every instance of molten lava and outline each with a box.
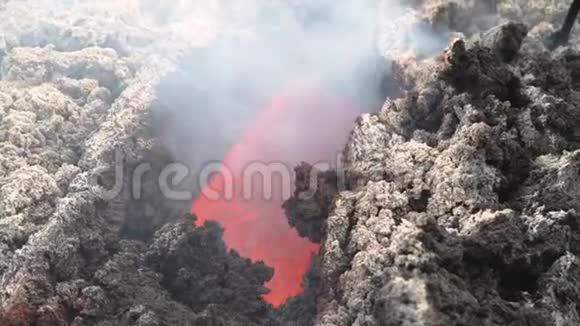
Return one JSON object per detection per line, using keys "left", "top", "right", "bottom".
{"left": 191, "top": 77, "right": 358, "bottom": 306}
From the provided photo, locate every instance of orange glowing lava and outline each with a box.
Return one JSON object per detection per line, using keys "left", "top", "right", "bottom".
{"left": 191, "top": 77, "right": 358, "bottom": 306}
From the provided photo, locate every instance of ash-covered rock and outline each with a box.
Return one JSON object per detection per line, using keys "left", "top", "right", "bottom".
{"left": 144, "top": 218, "right": 275, "bottom": 325}
{"left": 5, "top": 216, "right": 278, "bottom": 326}
{"left": 0, "top": 1, "right": 281, "bottom": 325}
{"left": 312, "top": 3, "right": 580, "bottom": 325}
{"left": 478, "top": 22, "right": 529, "bottom": 62}
{"left": 6, "top": 0, "right": 580, "bottom": 325}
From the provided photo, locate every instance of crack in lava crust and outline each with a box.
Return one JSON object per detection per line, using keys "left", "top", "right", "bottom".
{"left": 191, "top": 76, "right": 358, "bottom": 306}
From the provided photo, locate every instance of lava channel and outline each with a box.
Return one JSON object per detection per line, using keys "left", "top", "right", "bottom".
{"left": 191, "top": 77, "right": 358, "bottom": 306}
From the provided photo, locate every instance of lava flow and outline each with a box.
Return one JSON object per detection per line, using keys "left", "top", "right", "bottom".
{"left": 191, "top": 77, "right": 358, "bottom": 306}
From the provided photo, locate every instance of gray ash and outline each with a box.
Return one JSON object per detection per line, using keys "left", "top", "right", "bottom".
{"left": 4, "top": 1, "right": 580, "bottom": 326}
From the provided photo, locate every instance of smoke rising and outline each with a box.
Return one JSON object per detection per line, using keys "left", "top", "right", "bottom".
{"left": 153, "top": 0, "right": 453, "bottom": 190}
{"left": 149, "top": 0, "right": 455, "bottom": 305}
{"left": 159, "top": 0, "right": 385, "bottom": 178}
{"left": 7, "top": 0, "right": 565, "bottom": 323}
{"left": 148, "top": 0, "right": 457, "bottom": 305}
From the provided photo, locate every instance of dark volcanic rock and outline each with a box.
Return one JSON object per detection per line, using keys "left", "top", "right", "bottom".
{"left": 144, "top": 218, "right": 275, "bottom": 325}
{"left": 480, "top": 22, "right": 528, "bottom": 62}
{"left": 313, "top": 6, "right": 580, "bottom": 326}
{"left": 0, "top": 2, "right": 281, "bottom": 325}
{"left": 5, "top": 1, "right": 580, "bottom": 326}
{"left": 283, "top": 163, "right": 339, "bottom": 243}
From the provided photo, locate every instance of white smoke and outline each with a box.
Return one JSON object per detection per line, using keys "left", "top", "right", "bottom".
{"left": 4, "top": 0, "right": 454, "bottom": 197}
{"left": 139, "top": 0, "right": 453, "bottom": 195}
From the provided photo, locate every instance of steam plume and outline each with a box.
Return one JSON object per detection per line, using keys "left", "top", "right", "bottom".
{"left": 153, "top": 0, "right": 453, "bottom": 192}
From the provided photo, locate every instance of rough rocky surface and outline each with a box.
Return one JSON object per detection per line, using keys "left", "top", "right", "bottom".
{"left": 0, "top": 1, "right": 283, "bottom": 325}
{"left": 3, "top": 0, "right": 580, "bottom": 326}
{"left": 283, "top": 163, "right": 340, "bottom": 243}
{"left": 302, "top": 1, "right": 580, "bottom": 325}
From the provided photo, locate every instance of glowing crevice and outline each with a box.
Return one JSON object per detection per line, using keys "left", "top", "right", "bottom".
{"left": 191, "top": 77, "right": 358, "bottom": 306}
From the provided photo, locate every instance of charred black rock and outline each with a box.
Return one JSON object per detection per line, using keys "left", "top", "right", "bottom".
{"left": 545, "top": 0, "right": 580, "bottom": 50}
{"left": 316, "top": 10, "right": 580, "bottom": 326}
{"left": 480, "top": 22, "right": 528, "bottom": 62}
{"left": 283, "top": 163, "right": 339, "bottom": 243}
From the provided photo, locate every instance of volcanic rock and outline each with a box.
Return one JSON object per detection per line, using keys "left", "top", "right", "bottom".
{"left": 307, "top": 1, "right": 580, "bottom": 325}
{"left": 0, "top": 1, "right": 279, "bottom": 325}
{"left": 283, "top": 163, "right": 340, "bottom": 243}
{"left": 479, "top": 22, "right": 528, "bottom": 62}
{"left": 3, "top": 0, "right": 580, "bottom": 326}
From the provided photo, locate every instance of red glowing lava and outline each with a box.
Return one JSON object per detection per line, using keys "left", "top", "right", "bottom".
{"left": 191, "top": 77, "right": 358, "bottom": 306}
